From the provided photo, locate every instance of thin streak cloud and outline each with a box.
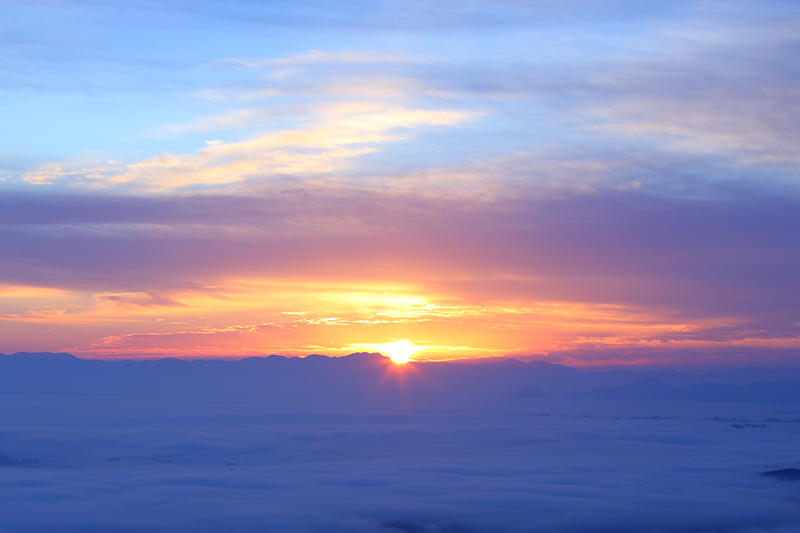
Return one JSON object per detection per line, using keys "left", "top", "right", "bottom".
{"left": 22, "top": 104, "right": 477, "bottom": 192}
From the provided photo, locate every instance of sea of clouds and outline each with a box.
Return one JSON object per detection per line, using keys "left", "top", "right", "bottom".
{"left": 2, "top": 354, "right": 800, "bottom": 532}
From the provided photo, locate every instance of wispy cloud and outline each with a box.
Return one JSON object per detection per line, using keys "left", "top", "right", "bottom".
{"left": 222, "top": 49, "right": 407, "bottom": 69}
{"left": 22, "top": 103, "right": 475, "bottom": 193}
{"left": 147, "top": 109, "right": 269, "bottom": 139}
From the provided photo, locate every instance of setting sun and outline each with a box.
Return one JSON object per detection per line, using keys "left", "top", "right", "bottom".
{"left": 376, "top": 340, "right": 419, "bottom": 364}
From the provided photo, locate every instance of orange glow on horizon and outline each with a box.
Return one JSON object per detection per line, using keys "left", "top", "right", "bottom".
{"left": 0, "top": 275, "right": 797, "bottom": 364}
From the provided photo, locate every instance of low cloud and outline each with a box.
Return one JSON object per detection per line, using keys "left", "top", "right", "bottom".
{"left": 1, "top": 386, "right": 800, "bottom": 532}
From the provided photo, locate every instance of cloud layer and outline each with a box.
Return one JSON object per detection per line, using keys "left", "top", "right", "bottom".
{"left": 2, "top": 377, "right": 800, "bottom": 532}
{"left": 0, "top": 189, "right": 798, "bottom": 362}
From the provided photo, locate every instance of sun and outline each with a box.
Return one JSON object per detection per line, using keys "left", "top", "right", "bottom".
{"left": 379, "top": 340, "right": 419, "bottom": 364}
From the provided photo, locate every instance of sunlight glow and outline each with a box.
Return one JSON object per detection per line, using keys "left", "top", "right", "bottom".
{"left": 377, "top": 340, "right": 419, "bottom": 364}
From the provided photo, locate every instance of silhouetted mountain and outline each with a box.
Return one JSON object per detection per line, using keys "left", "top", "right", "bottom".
{"left": 761, "top": 468, "right": 800, "bottom": 481}
{"left": 2, "top": 352, "right": 800, "bottom": 406}
{"left": 10, "top": 351, "right": 79, "bottom": 360}
{"left": 570, "top": 377, "right": 800, "bottom": 403}
{"left": 699, "top": 366, "right": 800, "bottom": 385}
{"left": 569, "top": 377, "right": 680, "bottom": 401}
{"left": 512, "top": 385, "right": 554, "bottom": 399}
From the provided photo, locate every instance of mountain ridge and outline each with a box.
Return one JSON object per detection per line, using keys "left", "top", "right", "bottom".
{"left": 2, "top": 352, "right": 800, "bottom": 405}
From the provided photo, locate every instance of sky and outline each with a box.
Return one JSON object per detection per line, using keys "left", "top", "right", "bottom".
{"left": 1, "top": 0, "right": 799, "bottom": 365}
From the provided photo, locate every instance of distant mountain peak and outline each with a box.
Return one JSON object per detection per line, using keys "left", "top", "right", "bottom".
{"left": 10, "top": 352, "right": 79, "bottom": 360}
{"left": 342, "top": 352, "right": 389, "bottom": 362}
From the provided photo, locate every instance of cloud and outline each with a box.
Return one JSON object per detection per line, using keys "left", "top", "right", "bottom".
{"left": 92, "top": 291, "right": 185, "bottom": 309}
{"left": 11, "top": 2, "right": 800, "bottom": 199}
{"left": 1, "top": 386, "right": 800, "bottom": 532}
{"left": 22, "top": 103, "right": 475, "bottom": 193}
{"left": 147, "top": 109, "right": 269, "bottom": 139}
{"left": 0, "top": 284, "right": 69, "bottom": 299}
{"left": 22, "top": 160, "right": 124, "bottom": 186}
{"left": 222, "top": 49, "right": 407, "bottom": 69}
{"left": 0, "top": 308, "right": 67, "bottom": 322}
{"left": 0, "top": 189, "right": 798, "bottom": 359}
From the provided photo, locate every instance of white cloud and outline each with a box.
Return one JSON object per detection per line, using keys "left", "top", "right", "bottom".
{"left": 221, "top": 49, "right": 408, "bottom": 69}
{"left": 19, "top": 103, "right": 476, "bottom": 193}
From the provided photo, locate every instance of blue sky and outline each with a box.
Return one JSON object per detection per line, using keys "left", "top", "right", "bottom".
{"left": 7, "top": 0, "right": 794, "bottom": 187}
